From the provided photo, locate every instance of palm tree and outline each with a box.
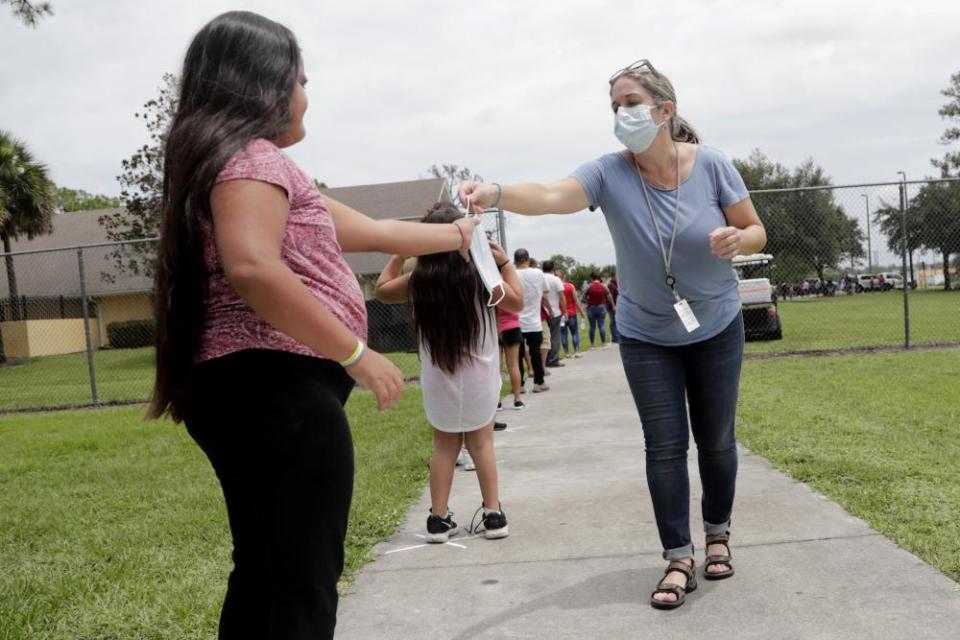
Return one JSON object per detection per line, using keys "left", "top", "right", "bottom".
{"left": 0, "top": 130, "right": 56, "bottom": 363}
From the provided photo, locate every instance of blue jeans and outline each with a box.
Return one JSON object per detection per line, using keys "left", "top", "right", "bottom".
{"left": 619, "top": 315, "right": 744, "bottom": 561}
{"left": 560, "top": 315, "right": 580, "bottom": 354}
{"left": 587, "top": 305, "right": 607, "bottom": 345}
{"left": 608, "top": 309, "right": 619, "bottom": 343}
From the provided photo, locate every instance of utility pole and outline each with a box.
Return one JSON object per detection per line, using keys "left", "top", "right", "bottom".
{"left": 861, "top": 193, "right": 872, "bottom": 272}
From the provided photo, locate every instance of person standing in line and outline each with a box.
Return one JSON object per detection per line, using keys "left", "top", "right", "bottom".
{"left": 459, "top": 58, "right": 765, "bottom": 610}
{"left": 542, "top": 260, "right": 567, "bottom": 367}
{"left": 584, "top": 273, "right": 614, "bottom": 347}
{"left": 375, "top": 204, "right": 523, "bottom": 544}
{"left": 558, "top": 270, "right": 586, "bottom": 358}
{"left": 514, "top": 248, "right": 550, "bottom": 393}
{"left": 148, "top": 12, "right": 483, "bottom": 638}
{"left": 607, "top": 271, "right": 621, "bottom": 344}
{"left": 496, "top": 305, "right": 526, "bottom": 410}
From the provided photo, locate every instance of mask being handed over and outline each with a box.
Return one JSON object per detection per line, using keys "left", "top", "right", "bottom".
{"left": 614, "top": 104, "right": 667, "bottom": 154}
{"left": 465, "top": 208, "right": 506, "bottom": 307}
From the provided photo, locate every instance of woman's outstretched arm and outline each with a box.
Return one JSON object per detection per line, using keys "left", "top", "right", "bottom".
{"left": 326, "top": 196, "right": 479, "bottom": 258}
{"left": 459, "top": 178, "right": 590, "bottom": 216}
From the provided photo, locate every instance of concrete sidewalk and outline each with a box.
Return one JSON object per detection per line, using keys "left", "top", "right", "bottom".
{"left": 336, "top": 346, "right": 960, "bottom": 639}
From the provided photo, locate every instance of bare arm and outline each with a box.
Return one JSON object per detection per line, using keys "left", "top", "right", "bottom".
{"left": 374, "top": 255, "right": 411, "bottom": 304}
{"left": 459, "top": 178, "right": 590, "bottom": 216}
{"left": 490, "top": 242, "right": 524, "bottom": 314}
{"left": 325, "top": 195, "right": 479, "bottom": 257}
{"left": 711, "top": 197, "right": 767, "bottom": 259}
{"left": 211, "top": 179, "right": 403, "bottom": 411}
{"left": 576, "top": 295, "right": 587, "bottom": 317}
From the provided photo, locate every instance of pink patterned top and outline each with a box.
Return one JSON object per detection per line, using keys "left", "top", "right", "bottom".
{"left": 195, "top": 138, "right": 367, "bottom": 363}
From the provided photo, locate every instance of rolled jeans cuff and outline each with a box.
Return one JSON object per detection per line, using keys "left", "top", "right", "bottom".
{"left": 663, "top": 544, "right": 695, "bottom": 561}
{"left": 704, "top": 519, "right": 731, "bottom": 536}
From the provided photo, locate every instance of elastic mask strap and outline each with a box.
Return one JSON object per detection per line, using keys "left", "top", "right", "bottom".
{"left": 487, "top": 283, "right": 506, "bottom": 308}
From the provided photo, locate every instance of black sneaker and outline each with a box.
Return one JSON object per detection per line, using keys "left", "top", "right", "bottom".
{"left": 426, "top": 510, "right": 459, "bottom": 543}
{"left": 512, "top": 400, "right": 526, "bottom": 411}
{"left": 494, "top": 421, "right": 507, "bottom": 431}
{"left": 469, "top": 504, "right": 509, "bottom": 540}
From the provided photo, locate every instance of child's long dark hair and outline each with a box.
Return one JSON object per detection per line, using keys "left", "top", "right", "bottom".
{"left": 148, "top": 11, "right": 300, "bottom": 421}
{"left": 410, "top": 203, "right": 492, "bottom": 375}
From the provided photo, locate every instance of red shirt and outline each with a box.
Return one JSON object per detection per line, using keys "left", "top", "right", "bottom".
{"left": 497, "top": 307, "right": 520, "bottom": 332}
{"left": 563, "top": 282, "right": 578, "bottom": 316}
{"left": 585, "top": 281, "right": 609, "bottom": 306}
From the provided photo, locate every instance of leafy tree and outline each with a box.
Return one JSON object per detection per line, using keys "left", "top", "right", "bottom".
{"left": 876, "top": 182, "right": 960, "bottom": 290}
{"left": 3, "top": 0, "right": 51, "bottom": 26}
{"left": 734, "top": 149, "right": 864, "bottom": 285}
{"left": 546, "top": 254, "right": 578, "bottom": 275}
{"left": 99, "top": 74, "right": 178, "bottom": 282}
{"left": 911, "top": 181, "right": 960, "bottom": 290}
{"left": 427, "top": 164, "right": 481, "bottom": 206}
{"left": 932, "top": 71, "right": 960, "bottom": 178}
{"left": 56, "top": 186, "right": 121, "bottom": 212}
{"left": 0, "top": 130, "right": 56, "bottom": 362}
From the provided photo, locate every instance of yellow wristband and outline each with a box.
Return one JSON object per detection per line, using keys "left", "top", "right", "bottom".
{"left": 339, "top": 340, "right": 365, "bottom": 368}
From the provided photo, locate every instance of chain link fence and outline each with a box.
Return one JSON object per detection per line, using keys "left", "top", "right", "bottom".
{"left": 746, "top": 177, "right": 960, "bottom": 355}
{"left": 1, "top": 182, "right": 957, "bottom": 411}
{"left": 0, "top": 210, "right": 506, "bottom": 412}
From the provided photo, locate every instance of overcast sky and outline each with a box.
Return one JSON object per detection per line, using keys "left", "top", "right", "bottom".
{"left": 2, "top": 0, "right": 958, "bottom": 265}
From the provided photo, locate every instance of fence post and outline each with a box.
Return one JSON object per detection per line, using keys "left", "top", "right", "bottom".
{"left": 77, "top": 247, "right": 100, "bottom": 406}
{"left": 898, "top": 175, "right": 911, "bottom": 349}
{"left": 497, "top": 206, "right": 507, "bottom": 251}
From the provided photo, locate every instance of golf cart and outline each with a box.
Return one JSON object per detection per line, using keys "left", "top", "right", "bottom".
{"left": 732, "top": 253, "right": 783, "bottom": 341}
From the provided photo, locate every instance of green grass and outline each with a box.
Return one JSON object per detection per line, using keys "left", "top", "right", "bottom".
{"left": 747, "top": 289, "right": 960, "bottom": 354}
{"left": 0, "top": 349, "right": 424, "bottom": 413}
{"left": 738, "top": 349, "right": 960, "bottom": 581}
{"left": 0, "top": 389, "right": 432, "bottom": 640}
{"left": 0, "top": 348, "right": 155, "bottom": 411}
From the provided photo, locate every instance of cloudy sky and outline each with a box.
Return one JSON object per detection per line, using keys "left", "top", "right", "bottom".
{"left": 2, "top": 0, "right": 958, "bottom": 265}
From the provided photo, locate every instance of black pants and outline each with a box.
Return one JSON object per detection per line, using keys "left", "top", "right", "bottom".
{"left": 519, "top": 330, "right": 545, "bottom": 385}
{"left": 546, "top": 316, "right": 563, "bottom": 366}
{"left": 183, "top": 349, "right": 355, "bottom": 640}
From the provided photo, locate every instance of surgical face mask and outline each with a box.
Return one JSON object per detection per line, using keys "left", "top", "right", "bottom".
{"left": 467, "top": 219, "right": 506, "bottom": 307}
{"left": 614, "top": 104, "right": 667, "bottom": 153}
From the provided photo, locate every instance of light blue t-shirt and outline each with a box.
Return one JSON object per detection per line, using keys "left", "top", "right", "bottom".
{"left": 571, "top": 146, "right": 749, "bottom": 346}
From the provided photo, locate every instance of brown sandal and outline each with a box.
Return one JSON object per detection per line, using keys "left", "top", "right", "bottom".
{"left": 650, "top": 559, "right": 697, "bottom": 610}
{"left": 704, "top": 533, "right": 735, "bottom": 580}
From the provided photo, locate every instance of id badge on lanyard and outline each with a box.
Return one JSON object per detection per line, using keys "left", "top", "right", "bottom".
{"left": 636, "top": 148, "right": 701, "bottom": 334}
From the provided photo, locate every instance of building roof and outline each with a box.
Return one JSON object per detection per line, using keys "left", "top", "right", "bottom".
{"left": 0, "top": 178, "right": 449, "bottom": 299}
{"left": 321, "top": 178, "right": 447, "bottom": 222}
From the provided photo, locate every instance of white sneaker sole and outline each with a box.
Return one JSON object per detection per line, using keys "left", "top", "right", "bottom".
{"left": 484, "top": 525, "right": 509, "bottom": 540}
{"left": 425, "top": 526, "right": 459, "bottom": 543}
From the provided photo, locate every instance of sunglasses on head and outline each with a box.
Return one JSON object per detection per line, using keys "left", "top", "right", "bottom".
{"left": 609, "top": 59, "right": 661, "bottom": 83}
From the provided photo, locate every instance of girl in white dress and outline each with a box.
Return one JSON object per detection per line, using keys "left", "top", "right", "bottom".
{"left": 375, "top": 203, "right": 524, "bottom": 542}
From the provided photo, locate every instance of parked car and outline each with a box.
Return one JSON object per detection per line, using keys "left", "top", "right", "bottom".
{"left": 856, "top": 273, "right": 877, "bottom": 292}
{"left": 732, "top": 253, "right": 782, "bottom": 341}
{"left": 876, "top": 271, "right": 904, "bottom": 290}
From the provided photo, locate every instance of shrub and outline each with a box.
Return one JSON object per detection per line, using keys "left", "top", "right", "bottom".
{"left": 107, "top": 320, "right": 155, "bottom": 349}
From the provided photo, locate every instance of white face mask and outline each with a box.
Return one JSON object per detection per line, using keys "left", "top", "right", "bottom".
{"left": 614, "top": 104, "right": 667, "bottom": 154}
{"left": 465, "top": 209, "right": 506, "bottom": 307}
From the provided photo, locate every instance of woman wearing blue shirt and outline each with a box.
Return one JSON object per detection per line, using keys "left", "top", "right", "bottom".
{"left": 460, "top": 60, "right": 765, "bottom": 610}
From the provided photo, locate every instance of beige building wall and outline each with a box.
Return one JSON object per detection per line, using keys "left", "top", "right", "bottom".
{"left": 1, "top": 319, "right": 100, "bottom": 358}
{"left": 97, "top": 293, "right": 153, "bottom": 346}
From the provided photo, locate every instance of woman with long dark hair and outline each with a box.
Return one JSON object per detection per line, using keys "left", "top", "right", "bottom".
{"left": 375, "top": 203, "right": 524, "bottom": 543}
{"left": 147, "top": 12, "right": 479, "bottom": 638}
